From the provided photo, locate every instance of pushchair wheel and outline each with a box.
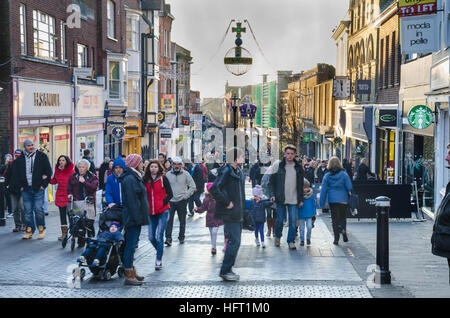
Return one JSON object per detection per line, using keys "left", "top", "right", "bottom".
{"left": 80, "top": 268, "right": 86, "bottom": 280}
{"left": 71, "top": 238, "right": 75, "bottom": 251}
{"left": 62, "top": 236, "right": 68, "bottom": 248}
{"left": 103, "top": 271, "right": 111, "bottom": 281}
{"left": 117, "top": 267, "right": 125, "bottom": 278}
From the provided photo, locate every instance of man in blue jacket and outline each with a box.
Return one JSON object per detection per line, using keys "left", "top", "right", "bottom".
{"left": 105, "top": 157, "right": 126, "bottom": 208}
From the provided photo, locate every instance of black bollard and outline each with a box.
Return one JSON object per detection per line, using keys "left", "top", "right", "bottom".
{"left": 0, "top": 176, "right": 5, "bottom": 226}
{"left": 375, "top": 196, "right": 391, "bottom": 284}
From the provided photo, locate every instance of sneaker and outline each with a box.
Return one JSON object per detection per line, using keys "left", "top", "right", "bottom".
{"left": 289, "top": 243, "right": 296, "bottom": 250}
{"left": 165, "top": 240, "right": 172, "bottom": 247}
{"left": 92, "top": 259, "right": 100, "bottom": 267}
{"left": 300, "top": 241, "right": 305, "bottom": 246}
{"left": 77, "top": 256, "right": 86, "bottom": 263}
{"left": 220, "top": 272, "right": 240, "bottom": 282}
{"left": 6, "top": 212, "right": 13, "bottom": 218}
{"left": 188, "top": 212, "right": 194, "bottom": 217}
{"left": 155, "top": 260, "right": 162, "bottom": 270}
{"left": 261, "top": 241, "right": 265, "bottom": 248}
{"left": 274, "top": 238, "right": 281, "bottom": 247}
{"left": 307, "top": 239, "right": 311, "bottom": 245}
{"left": 255, "top": 238, "right": 260, "bottom": 247}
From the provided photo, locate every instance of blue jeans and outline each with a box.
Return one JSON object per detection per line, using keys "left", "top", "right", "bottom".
{"left": 254, "top": 222, "right": 264, "bottom": 242}
{"left": 220, "top": 222, "right": 242, "bottom": 275}
{"left": 275, "top": 204, "right": 297, "bottom": 243}
{"left": 298, "top": 217, "right": 313, "bottom": 241}
{"left": 22, "top": 188, "right": 45, "bottom": 233}
{"left": 43, "top": 186, "right": 49, "bottom": 212}
{"left": 148, "top": 210, "right": 169, "bottom": 261}
{"left": 123, "top": 225, "right": 142, "bottom": 269}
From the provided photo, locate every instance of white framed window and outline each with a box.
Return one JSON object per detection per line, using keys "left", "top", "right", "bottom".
{"left": 108, "top": 58, "right": 128, "bottom": 102}
{"left": 107, "top": 0, "right": 115, "bottom": 39}
{"left": 109, "top": 61, "right": 120, "bottom": 99}
{"left": 20, "top": 4, "right": 27, "bottom": 55}
{"left": 60, "top": 22, "right": 66, "bottom": 63}
{"left": 126, "top": 17, "right": 139, "bottom": 51}
{"left": 127, "top": 79, "right": 140, "bottom": 110}
{"left": 77, "top": 44, "right": 88, "bottom": 67}
{"left": 33, "top": 10, "right": 56, "bottom": 60}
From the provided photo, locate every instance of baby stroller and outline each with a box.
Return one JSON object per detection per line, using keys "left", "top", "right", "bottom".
{"left": 62, "top": 196, "right": 96, "bottom": 251}
{"left": 76, "top": 205, "right": 125, "bottom": 281}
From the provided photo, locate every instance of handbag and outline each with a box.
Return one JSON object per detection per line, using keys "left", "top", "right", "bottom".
{"left": 348, "top": 191, "right": 359, "bottom": 211}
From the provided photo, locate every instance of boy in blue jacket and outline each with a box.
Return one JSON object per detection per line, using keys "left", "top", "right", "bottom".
{"left": 297, "top": 179, "right": 317, "bottom": 246}
{"left": 105, "top": 157, "right": 126, "bottom": 208}
{"left": 249, "top": 185, "right": 273, "bottom": 248}
{"left": 77, "top": 221, "right": 124, "bottom": 266}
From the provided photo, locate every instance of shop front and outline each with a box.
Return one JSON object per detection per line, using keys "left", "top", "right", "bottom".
{"left": 76, "top": 84, "right": 105, "bottom": 168}
{"left": 426, "top": 53, "right": 450, "bottom": 215}
{"left": 375, "top": 107, "right": 400, "bottom": 184}
{"left": 13, "top": 78, "right": 73, "bottom": 168}
{"left": 123, "top": 120, "right": 142, "bottom": 156}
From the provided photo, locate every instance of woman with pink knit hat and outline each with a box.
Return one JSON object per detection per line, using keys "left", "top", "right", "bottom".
{"left": 194, "top": 182, "right": 224, "bottom": 255}
{"left": 119, "top": 154, "right": 149, "bottom": 286}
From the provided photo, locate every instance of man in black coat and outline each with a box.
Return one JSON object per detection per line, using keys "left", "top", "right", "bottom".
{"left": 316, "top": 160, "right": 328, "bottom": 184}
{"left": 188, "top": 161, "right": 205, "bottom": 217}
{"left": 210, "top": 148, "right": 246, "bottom": 282}
{"left": 269, "top": 145, "right": 304, "bottom": 250}
{"left": 249, "top": 161, "right": 262, "bottom": 188}
{"left": 14, "top": 139, "right": 52, "bottom": 239}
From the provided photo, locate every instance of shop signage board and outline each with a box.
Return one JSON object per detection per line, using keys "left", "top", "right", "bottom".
{"left": 400, "top": 14, "right": 440, "bottom": 54}
{"left": 302, "top": 133, "right": 311, "bottom": 143}
{"left": 377, "top": 109, "right": 398, "bottom": 127}
{"left": 350, "top": 184, "right": 412, "bottom": 218}
{"left": 356, "top": 80, "right": 371, "bottom": 95}
{"left": 158, "top": 112, "right": 165, "bottom": 123}
{"left": 76, "top": 85, "right": 104, "bottom": 118}
{"left": 161, "top": 94, "right": 174, "bottom": 113}
{"left": 398, "top": 0, "right": 437, "bottom": 17}
{"left": 408, "top": 105, "right": 434, "bottom": 129}
{"left": 181, "top": 117, "right": 190, "bottom": 126}
{"left": 160, "top": 128, "right": 172, "bottom": 139}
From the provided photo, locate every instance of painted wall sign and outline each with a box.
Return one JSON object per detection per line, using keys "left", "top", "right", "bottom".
{"left": 407, "top": 105, "right": 434, "bottom": 129}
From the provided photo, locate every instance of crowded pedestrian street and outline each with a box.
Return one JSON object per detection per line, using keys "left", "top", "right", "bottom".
{"left": 0, "top": 181, "right": 447, "bottom": 298}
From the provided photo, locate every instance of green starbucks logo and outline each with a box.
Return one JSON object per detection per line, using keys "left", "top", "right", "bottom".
{"left": 408, "top": 105, "right": 433, "bottom": 130}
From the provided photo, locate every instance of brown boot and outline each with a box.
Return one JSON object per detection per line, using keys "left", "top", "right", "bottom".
{"left": 37, "top": 226, "right": 46, "bottom": 240}
{"left": 124, "top": 269, "right": 143, "bottom": 286}
{"left": 22, "top": 227, "right": 33, "bottom": 240}
{"left": 132, "top": 266, "right": 144, "bottom": 282}
{"left": 58, "top": 226, "right": 68, "bottom": 241}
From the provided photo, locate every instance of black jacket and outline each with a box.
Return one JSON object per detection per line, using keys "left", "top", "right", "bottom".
{"left": 431, "top": 184, "right": 450, "bottom": 258}
{"left": 249, "top": 163, "right": 262, "bottom": 184}
{"left": 14, "top": 150, "right": 52, "bottom": 191}
{"left": 210, "top": 164, "right": 246, "bottom": 223}
{"left": 356, "top": 163, "right": 370, "bottom": 181}
{"left": 98, "top": 162, "right": 109, "bottom": 191}
{"left": 316, "top": 167, "right": 328, "bottom": 184}
{"left": 119, "top": 169, "right": 150, "bottom": 228}
{"left": 191, "top": 164, "right": 205, "bottom": 194}
{"left": 269, "top": 159, "right": 304, "bottom": 205}
{"left": 305, "top": 167, "right": 315, "bottom": 185}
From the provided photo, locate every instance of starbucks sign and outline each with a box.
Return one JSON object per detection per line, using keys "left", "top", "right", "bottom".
{"left": 408, "top": 105, "right": 433, "bottom": 129}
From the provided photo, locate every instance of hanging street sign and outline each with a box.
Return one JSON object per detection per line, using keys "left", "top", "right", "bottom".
{"left": 302, "top": 133, "right": 311, "bottom": 143}
{"left": 408, "top": 105, "right": 434, "bottom": 129}
{"left": 158, "top": 112, "right": 165, "bottom": 123}
{"left": 239, "top": 103, "right": 257, "bottom": 119}
{"left": 400, "top": 14, "right": 440, "bottom": 54}
{"left": 356, "top": 80, "right": 372, "bottom": 95}
{"left": 111, "top": 126, "right": 125, "bottom": 139}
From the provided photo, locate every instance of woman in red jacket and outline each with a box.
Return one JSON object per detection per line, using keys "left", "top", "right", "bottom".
{"left": 50, "top": 155, "right": 75, "bottom": 240}
{"left": 143, "top": 160, "right": 173, "bottom": 270}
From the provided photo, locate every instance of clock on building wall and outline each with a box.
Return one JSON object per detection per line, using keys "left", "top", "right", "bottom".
{"left": 332, "top": 77, "right": 351, "bottom": 100}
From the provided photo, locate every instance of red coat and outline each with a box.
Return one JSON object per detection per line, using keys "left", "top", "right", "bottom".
{"left": 145, "top": 175, "right": 173, "bottom": 216}
{"left": 50, "top": 163, "right": 75, "bottom": 207}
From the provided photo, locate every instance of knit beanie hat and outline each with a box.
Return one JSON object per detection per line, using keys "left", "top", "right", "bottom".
{"left": 125, "top": 154, "right": 142, "bottom": 169}
{"left": 110, "top": 221, "right": 120, "bottom": 230}
{"left": 206, "top": 182, "right": 213, "bottom": 193}
{"left": 252, "top": 185, "right": 264, "bottom": 198}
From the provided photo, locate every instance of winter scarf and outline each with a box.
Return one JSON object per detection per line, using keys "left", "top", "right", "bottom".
{"left": 304, "top": 187, "right": 313, "bottom": 200}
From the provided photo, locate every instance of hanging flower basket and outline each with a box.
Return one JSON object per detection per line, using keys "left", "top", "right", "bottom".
{"left": 354, "top": 144, "right": 367, "bottom": 159}
{"left": 333, "top": 137, "right": 343, "bottom": 148}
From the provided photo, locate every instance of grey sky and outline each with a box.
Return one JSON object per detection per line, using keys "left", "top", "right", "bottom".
{"left": 169, "top": 0, "right": 348, "bottom": 98}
